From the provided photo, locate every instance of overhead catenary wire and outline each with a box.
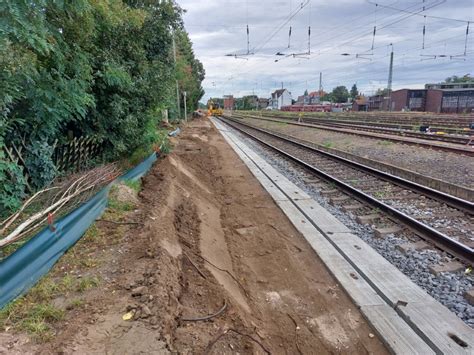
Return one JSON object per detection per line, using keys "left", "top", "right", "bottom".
{"left": 251, "top": 0, "right": 310, "bottom": 54}
{"left": 367, "top": 0, "right": 470, "bottom": 24}
{"left": 212, "top": 0, "right": 471, "bottom": 98}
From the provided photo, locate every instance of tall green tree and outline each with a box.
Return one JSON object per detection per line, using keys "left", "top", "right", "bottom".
{"left": 0, "top": 0, "right": 205, "bottom": 215}
{"left": 350, "top": 84, "right": 359, "bottom": 99}
{"left": 331, "top": 86, "right": 350, "bottom": 103}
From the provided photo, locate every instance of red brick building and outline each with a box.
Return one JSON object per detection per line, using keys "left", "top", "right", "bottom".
{"left": 388, "top": 88, "right": 473, "bottom": 113}
{"left": 223, "top": 95, "right": 234, "bottom": 110}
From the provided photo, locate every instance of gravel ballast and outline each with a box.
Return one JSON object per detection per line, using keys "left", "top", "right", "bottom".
{"left": 242, "top": 117, "right": 474, "bottom": 189}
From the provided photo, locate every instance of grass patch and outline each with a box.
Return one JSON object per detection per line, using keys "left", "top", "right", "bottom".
{"left": 0, "top": 271, "right": 100, "bottom": 342}
{"left": 124, "top": 179, "right": 141, "bottom": 193}
{"left": 108, "top": 186, "right": 135, "bottom": 213}
{"left": 322, "top": 141, "right": 334, "bottom": 149}
{"left": 373, "top": 191, "right": 387, "bottom": 199}
{"left": 82, "top": 224, "right": 100, "bottom": 243}
{"left": 76, "top": 276, "right": 100, "bottom": 293}
{"left": 66, "top": 299, "right": 84, "bottom": 310}
{"left": 378, "top": 140, "right": 393, "bottom": 146}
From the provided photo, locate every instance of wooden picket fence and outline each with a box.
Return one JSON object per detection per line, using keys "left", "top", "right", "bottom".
{"left": 53, "top": 136, "right": 104, "bottom": 172}
{"left": 2, "top": 136, "right": 104, "bottom": 192}
{"left": 2, "top": 142, "right": 33, "bottom": 192}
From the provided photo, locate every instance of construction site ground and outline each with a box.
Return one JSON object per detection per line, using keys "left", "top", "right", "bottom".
{"left": 0, "top": 118, "right": 388, "bottom": 354}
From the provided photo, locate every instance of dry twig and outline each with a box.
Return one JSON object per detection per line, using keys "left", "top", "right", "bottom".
{"left": 0, "top": 163, "right": 121, "bottom": 248}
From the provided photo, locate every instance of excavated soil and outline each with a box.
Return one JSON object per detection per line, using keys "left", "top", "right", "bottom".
{"left": 1, "top": 118, "right": 388, "bottom": 354}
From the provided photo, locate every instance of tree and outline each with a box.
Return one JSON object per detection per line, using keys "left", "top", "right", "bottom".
{"left": 350, "top": 84, "right": 359, "bottom": 99}
{"left": 0, "top": 0, "right": 205, "bottom": 215}
{"left": 304, "top": 89, "right": 308, "bottom": 96}
{"left": 375, "top": 88, "right": 389, "bottom": 96}
{"left": 331, "top": 86, "right": 349, "bottom": 103}
{"left": 444, "top": 74, "right": 471, "bottom": 83}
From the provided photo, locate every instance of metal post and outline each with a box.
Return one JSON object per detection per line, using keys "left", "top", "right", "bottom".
{"left": 319, "top": 72, "right": 322, "bottom": 97}
{"left": 172, "top": 33, "right": 181, "bottom": 120}
{"left": 387, "top": 45, "right": 394, "bottom": 111}
{"left": 183, "top": 91, "right": 187, "bottom": 122}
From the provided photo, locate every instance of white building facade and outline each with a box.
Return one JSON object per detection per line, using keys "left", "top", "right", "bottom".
{"left": 270, "top": 89, "right": 292, "bottom": 110}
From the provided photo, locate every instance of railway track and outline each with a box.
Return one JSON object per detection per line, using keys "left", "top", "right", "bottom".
{"left": 233, "top": 113, "right": 474, "bottom": 155}
{"left": 218, "top": 116, "right": 474, "bottom": 263}
{"left": 262, "top": 111, "right": 474, "bottom": 132}
{"left": 261, "top": 114, "right": 474, "bottom": 143}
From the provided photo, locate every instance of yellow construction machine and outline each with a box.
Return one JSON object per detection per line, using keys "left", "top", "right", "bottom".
{"left": 207, "top": 99, "right": 223, "bottom": 116}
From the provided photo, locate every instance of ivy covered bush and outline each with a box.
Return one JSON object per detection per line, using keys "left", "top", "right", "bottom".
{"left": 0, "top": 0, "right": 204, "bottom": 215}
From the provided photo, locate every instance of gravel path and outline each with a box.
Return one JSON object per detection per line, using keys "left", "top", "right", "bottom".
{"left": 242, "top": 117, "right": 474, "bottom": 189}
{"left": 224, "top": 121, "right": 474, "bottom": 328}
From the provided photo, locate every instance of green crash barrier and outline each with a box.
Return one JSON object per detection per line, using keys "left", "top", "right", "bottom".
{"left": 0, "top": 153, "right": 157, "bottom": 309}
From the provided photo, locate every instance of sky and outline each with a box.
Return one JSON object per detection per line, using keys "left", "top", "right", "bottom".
{"left": 177, "top": 0, "right": 474, "bottom": 101}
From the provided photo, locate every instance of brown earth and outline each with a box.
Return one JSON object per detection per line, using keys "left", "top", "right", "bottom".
{"left": 1, "top": 118, "right": 388, "bottom": 354}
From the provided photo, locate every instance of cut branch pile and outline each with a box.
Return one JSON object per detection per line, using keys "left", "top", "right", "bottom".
{"left": 0, "top": 163, "right": 122, "bottom": 249}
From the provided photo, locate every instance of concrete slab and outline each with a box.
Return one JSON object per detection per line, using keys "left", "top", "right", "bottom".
{"left": 218, "top": 129, "right": 289, "bottom": 202}
{"left": 361, "top": 305, "right": 434, "bottom": 354}
{"left": 329, "top": 232, "right": 429, "bottom": 305}
{"left": 398, "top": 301, "right": 474, "bottom": 354}
{"left": 429, "top": 261, "right": 465, "bottom": 275}
{"left": 296, "top": 199, "right": 352, "bottom": 234}
{"left": 231, "top": 137, "right": 311, "bottom": 202}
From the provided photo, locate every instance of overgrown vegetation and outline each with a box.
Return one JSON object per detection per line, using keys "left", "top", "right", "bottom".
{"left": 0, "top": 0, "right": 204, "bottom": 215}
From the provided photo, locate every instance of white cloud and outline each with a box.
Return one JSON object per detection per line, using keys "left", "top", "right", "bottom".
{"left": 178, "top": 0, "right": 474, "bottom": 100}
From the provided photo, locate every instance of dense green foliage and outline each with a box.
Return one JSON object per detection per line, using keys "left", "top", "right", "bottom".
{"left": 350, "top": 84, "right": 359, "bottom": 100}
{"left": 325, "top": 86, "right": 349, "bottom": 103}
{"left": 0, "top": 0, "right": 204, "bottom": 214}
{"left": 235, "top": 96, "right": 258, "bottom": 110}
{"left": 444, "top": 74, "right": 471, "bottom": 83}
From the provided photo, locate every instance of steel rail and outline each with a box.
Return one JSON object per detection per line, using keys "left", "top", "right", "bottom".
{"left": 218, "top": 116, "right": 474, "bottom": 263}
{"left": 288, "top": 118, "right": 472, "bottom": 144}
{"left": 235, "top": 113, "right": 474, "bottom": 156}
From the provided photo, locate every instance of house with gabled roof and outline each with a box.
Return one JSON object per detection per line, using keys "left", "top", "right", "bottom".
{"left": 270, "top": 89, "right": 292, "bottom": 110}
